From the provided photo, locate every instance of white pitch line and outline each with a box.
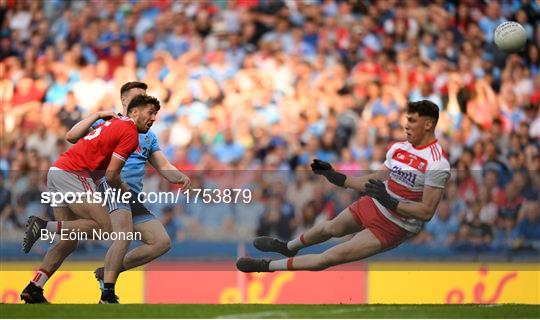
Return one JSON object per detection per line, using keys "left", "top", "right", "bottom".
{"left": 215, "top": 305, "right": 398, "bottom": 318}
{"left": 215, "top": 310, "right": 290, "bottom": 319}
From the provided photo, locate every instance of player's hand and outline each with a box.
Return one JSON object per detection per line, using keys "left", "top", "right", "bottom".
{"left": 310, "top": 159, "right": 333, "bottom": 174}
{"left": 364, "top": 179, "right": 387, "bottom": 198}
{"left": 97, "top": 110, "right": 119, "bottom": 120}
{"left": 310, "top": 159, "right": 346, "bottom": 187}
{"left": 177, "top": 172, "right": 192, "bottom": 191}
{"left": 365, "top": 179, "right": 399, "bottom": 211}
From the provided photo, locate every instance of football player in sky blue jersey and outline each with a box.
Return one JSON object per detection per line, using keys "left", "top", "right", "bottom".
{"left": 66, "top": 82, "right": 191, "bottom": 303}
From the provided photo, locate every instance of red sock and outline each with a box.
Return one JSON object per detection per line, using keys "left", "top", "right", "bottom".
{"left": 287, "top": 258, "right": 294, "bottom": 270}
{"left": 32, "top": 269, "right": 50, "bottom": 288}
{"left": 46, "top": 221, "right": 62, "bottom": 233}
{"left": 300, "top": 233, "right": 306, "bottom": 245}
{"left": 287, "top": 234, "right": 306, "bottom": 251}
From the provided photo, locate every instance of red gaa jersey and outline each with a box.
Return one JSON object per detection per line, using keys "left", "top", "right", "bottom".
{"left": 53, "top": 117, "right": 139, "bottom": 179}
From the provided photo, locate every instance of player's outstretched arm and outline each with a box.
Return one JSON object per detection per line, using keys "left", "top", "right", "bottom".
{"left": 310, "top": 159, "right": 389, "bottom": 192}
{"left": 65, "top": 111, "right": 119, "bottom": 143}
{"left": 149, "top": 150, "right": 192, "bottom": 190}
{"left": 310, "top": 159, "right": 347, "bottom": 187}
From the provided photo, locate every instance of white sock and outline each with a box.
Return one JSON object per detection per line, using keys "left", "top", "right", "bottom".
{"left": 31, "top": 269, "right": 50, "bottom": 288}
{"left": 269, "top": 258, "right": 293, "bottom": 271}
{"left": 287, "top": 234, "right": 306, "bottom": 251}
{"left": 46, "top": 221, "right": 62, "bottom": 233}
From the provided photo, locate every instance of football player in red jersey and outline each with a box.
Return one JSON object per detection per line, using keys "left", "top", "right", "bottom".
{"left": 237, "top": 100, "right": 451, "bottom": 272}
{"left": 66, "top": 82, "right": 191, "bottom": 304}
{"left": 20, "top": 95, "right": 160, "bottom": 303}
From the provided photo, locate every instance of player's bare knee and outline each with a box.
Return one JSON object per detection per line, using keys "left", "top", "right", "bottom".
{"left": 86, "top": 218, "right": 111, "bottom": 233}
{"left": 323, "top": 222, "right": 346, "bottom": 238}
{"left": 320, "top": 221, "right": 334, "bottom": 238}
{"left": 99, "top": 220, "right": 113, "bottom": 233}
{"left": 154, "top": 236, "right": 171, "bottom": 255}
{"left": 117, "top": 219, "right": 133, "bottom": 233}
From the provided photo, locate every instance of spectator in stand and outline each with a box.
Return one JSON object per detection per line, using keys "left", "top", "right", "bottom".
{"left": 56, "top": 91, "right": 83, "bottom": 131}
{"left": 455, "top": 201, "right": 494, "bottom": 252}
{"left": 256, "top": 194, "right": 295, "bottom": 241}
{"left": 212, "top": 128, "right": 245, "bottom": 164}
{"left": 514, "top": 201, "right": 540, "bottom": 252}
{"left": 497, "top": 181, "right": 525, "bottom": 223}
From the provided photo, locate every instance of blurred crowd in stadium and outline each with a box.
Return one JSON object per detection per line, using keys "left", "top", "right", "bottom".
{"left": 1, "top": 0, "right": 539, "bottom": 255}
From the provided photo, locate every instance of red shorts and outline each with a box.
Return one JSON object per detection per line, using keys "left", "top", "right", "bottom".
{"left": 348, "top": 196, "right": 412, "bottom": 249}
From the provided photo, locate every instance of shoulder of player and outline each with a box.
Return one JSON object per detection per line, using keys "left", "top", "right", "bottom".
{"left": 119, "top": 116, "right": 135, "bottom": 124}
{"left": 428, "top": 150, "right": 451, "bottom": 170}
{"left": 109, "top": 118, "right": 138, "bottom": 138}
{"left": 145, "top": 129, "right": 159, "bottom": 141}
{"left": 110, "top": 117, "right": 136, "bottom": 129}
{"left": 136, "top": 130, "right": 159, "bottom": 146}
{"left": 388, "top": 141, "right": 407, "bottom": 153}
{"left": 415, "top": 141, "right": 448, "bottom": 163}
{"left": 433, "top": 142, "right": 449, "bottom": 161}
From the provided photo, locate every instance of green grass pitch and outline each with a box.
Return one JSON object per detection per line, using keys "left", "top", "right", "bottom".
{"left": 1, "top": 304, "right": 539, "bottom": 318}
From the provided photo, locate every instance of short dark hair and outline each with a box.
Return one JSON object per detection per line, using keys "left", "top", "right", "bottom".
{"left": 127, "top": 94, "right": 160, "bottom": 114}
{"left": 120, "top": 81, "right": 148, "bottom": 96}
{"left": 407, "top": 100, "right": 439, "bottom": 124}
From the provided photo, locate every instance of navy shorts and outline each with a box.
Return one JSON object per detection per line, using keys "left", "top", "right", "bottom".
{"left": 98, "top": 182, "right": 155, "bottom": 225}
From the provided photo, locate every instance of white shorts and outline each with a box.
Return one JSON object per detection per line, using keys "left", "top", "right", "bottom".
{"left": 47, "top": 167, "right": 96, "bottom": 207}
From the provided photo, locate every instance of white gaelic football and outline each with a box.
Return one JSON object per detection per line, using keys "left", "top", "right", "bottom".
{"left": 494, "top": 21, "right": 527, "bottom": 53}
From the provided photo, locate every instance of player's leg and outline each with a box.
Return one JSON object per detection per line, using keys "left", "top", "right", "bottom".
{"left": 93, "top": 180, "right": 133, "bottom": 302}
{"left": 23, "top": 201, "right": 112, "bottom": 253}
{"left": 50, "top": 169, "right": 112, "bottom": 232}
{"left": 94, "top": 220, "right": 170, "bottom": 284}
{"left": 123, "top": 219, "right": 171, "bottom": 270}
{"left": 254, "top": 207, "right": 361, "bottom": 256}
{"left": 20, "top": 206, "right": 79, "bottom": 304}
{"left": 238, "top": 228, "right": 382, "bottom": 272}
{"left": 37, "top": 207, "right": 81, "bottom": 276}
{"left": 23, "top": 170, "right": 112, "bottom": 253}
{"left": 67, "top": 201, "right": 113, "bottom": 232}
{"left": 291, "top": 207, "right": 362, "bottom": 248}
{"left": 277, "top": 228, "right": 381, "bottom": 270}
{"left": 94, "top": 205, "right": 170, "bottom": 293}
{"left": 100, "top": 208, "right": 132, "bottom": 304}
{"left": 239, "top": 197, "right": 412, "bottom": 272}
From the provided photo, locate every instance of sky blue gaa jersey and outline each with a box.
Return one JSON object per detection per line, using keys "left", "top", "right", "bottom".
{"left": 92, "top": 118, "right": 160, "bottom": 193}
